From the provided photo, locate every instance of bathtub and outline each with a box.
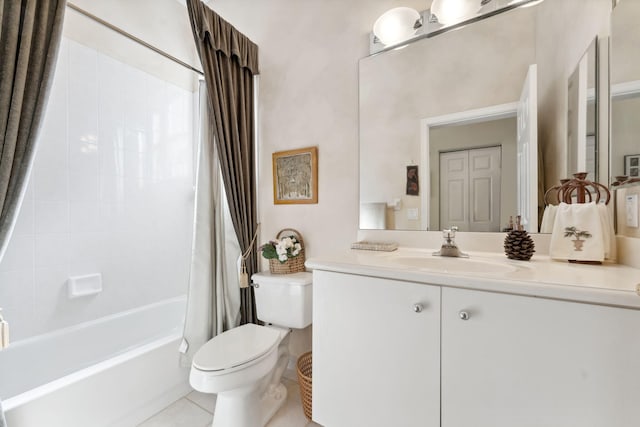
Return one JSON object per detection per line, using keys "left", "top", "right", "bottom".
{"left": 0, "top": 296, "right": 191, "bottom": 427}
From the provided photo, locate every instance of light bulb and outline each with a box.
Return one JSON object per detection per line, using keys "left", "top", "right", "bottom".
{"left": 373, "top": 7, "right": 421, "bottom": 46}
{"left": 430, "top": 0, "right": 478, "bottom": 26}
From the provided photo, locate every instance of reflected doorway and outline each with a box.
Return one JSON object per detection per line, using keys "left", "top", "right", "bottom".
{"left": 440, "top": 146, "right": 502, "bottom": 232}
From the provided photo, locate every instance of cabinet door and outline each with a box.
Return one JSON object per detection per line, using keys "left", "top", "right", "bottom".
{"left": 313, "top": 271, "right": 440, "bottom": 427}
{"left": 442, "top": 287, "right": 640, "bottom": 427}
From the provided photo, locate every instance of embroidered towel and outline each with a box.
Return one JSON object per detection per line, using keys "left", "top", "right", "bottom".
{"left": 597, "top": 203, "right": 616, "bottom": 261}
{"left": 540, "top": 205, "right": 558, "bottom": 233}
{"left": 549, "top": 202, "right": 605, "bottom": 262}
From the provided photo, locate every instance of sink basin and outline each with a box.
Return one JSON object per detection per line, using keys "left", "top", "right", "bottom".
{"left": 388, "top": 256, "right": 518, "bottom": 274}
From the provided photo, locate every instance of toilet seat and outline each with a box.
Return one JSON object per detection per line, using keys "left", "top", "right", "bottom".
{"left": 193, "top": 324, "right": 281, "bottom": 373}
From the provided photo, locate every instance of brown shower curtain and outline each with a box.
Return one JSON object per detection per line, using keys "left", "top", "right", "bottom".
{"left": 186, "top": 0, "right": 259, "bottom": 324}
{"left": 0, "top": 0, "right": 66, "bottom": 261}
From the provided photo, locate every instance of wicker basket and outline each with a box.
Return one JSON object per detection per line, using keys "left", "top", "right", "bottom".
{"left": 296, "top": 351, "right": 313, "bottom": 420}
{"left": 268, "top": 229, "right": 306, "bottom": 274}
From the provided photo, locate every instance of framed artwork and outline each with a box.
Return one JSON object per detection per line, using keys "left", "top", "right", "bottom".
{"left": 625, "top": 154, "right": 640, "bottom": 178}
{"left": 406, "top": 165, "right": 419, "bottom": 196}
{"left": 272, "top": 147, "right": 318, "bottom": 204}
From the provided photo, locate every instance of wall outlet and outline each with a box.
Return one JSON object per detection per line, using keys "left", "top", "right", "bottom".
{"left": 626, "top": 194, "right": 639, "bottom": 228}
{"left": 407, "top": 208, "right": 419, "bottom": 220}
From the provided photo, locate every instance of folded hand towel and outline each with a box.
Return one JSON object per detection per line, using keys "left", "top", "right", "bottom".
{"left": 597, "top": 203, "right": 616, "bottom": 261}
{"left": 540, "top": 205, "right": 558, "bottom": 233}
{"left": 549, "top": 202, "right": 605, "bottom": 262}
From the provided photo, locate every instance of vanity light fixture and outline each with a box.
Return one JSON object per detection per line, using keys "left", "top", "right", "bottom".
{"left": 372, "top": 7, "right": 422, "bottom": 46}
{"left": 370, "top": 0, "right": 545, "bottom": 55}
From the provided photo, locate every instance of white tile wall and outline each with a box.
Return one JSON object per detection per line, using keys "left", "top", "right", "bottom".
{"left": 0, "top": 38, "right": 195, "bottom": 341}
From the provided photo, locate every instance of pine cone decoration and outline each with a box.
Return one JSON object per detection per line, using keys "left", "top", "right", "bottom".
{"left": 504, "top": 230, "right": 535, "bottom": 261}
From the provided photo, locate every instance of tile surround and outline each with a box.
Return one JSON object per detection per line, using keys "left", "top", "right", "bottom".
{"left": 0, "top": 37, "right": 195, "bottom": 341}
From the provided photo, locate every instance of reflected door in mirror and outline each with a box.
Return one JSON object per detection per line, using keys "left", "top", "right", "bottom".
{"left": 440, "top": 147, "right": 501, "bottom": 232}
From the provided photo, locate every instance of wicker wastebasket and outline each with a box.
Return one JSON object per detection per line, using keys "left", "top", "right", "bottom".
{"left": 296, "top": 351, "right": 313, "bottom": 420}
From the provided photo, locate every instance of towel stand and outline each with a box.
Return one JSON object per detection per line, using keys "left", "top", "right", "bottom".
{"left": 544, "top": 172, "right": 610, "bottom": 206}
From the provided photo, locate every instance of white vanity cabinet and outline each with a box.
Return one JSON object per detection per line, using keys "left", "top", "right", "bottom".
{"left": 441, "top": 287, "right": 640, "bottom": 427}
{"left": 312, "top": 270, "right": 441, "bottom": 427}
{"left": 312, "top": 268, "right": 640, "bottom": 427}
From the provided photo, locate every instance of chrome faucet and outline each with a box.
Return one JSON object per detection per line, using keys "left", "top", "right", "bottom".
{"left": 433, "top": 226, "right": 469, "bottom": 258}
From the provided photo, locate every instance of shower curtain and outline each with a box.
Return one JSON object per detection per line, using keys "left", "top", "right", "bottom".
{"left": 0, "top": 0, "right": 65, "bottom": 264}
{"left": 1, "top": 2, "right": 66, "bottom": 422}
{"left": 180, "top": 82, "right": 242, "bottom": 366}
{"left": 186, "top": 0, "right": 260, "bottom": 324}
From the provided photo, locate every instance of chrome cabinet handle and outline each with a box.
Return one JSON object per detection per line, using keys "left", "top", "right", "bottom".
{"left": 458, "top": 311, "right": 470, "bottom": 320}
{"left": 413, "top": 304, "right": 424, "bottom": 313}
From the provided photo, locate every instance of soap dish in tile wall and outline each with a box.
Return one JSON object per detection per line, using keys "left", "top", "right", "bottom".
{"left": 351, "top": 241, "right": 398, "bottom": 251}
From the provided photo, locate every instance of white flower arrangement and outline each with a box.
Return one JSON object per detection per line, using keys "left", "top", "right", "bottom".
{"left": 261, "top": 235, "right": 302, "bottom": 263}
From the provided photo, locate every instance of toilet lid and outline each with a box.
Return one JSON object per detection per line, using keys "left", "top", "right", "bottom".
{"left": 192, "top": 324, "right": 281, "bottom": 372}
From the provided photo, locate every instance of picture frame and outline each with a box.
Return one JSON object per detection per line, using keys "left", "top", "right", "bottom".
{"left": 272, "top": 146, "right": 318, "bottom": 204}
{"left": 406, "top": 165, "right": 419, "bottom": 196}
{"left": 624, "top": 154, "right": 640, "bottom": 178}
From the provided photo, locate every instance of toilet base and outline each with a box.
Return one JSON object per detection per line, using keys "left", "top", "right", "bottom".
{"left": 259, "top": 383, "right": 288, "bottom": 426}
{"left": 211, "top": 383, "right": 287, "bottom": 427}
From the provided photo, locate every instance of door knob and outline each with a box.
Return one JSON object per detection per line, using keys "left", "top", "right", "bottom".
{"left": 413, "top": 304, "right": 424, "bottom": 313}
{"left": 458, "top": 311, "right": 470, "bottom": 320}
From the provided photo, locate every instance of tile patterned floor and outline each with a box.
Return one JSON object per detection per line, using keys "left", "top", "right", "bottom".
{"left": 137, "top": 377, "right": 322, "bottom": 427}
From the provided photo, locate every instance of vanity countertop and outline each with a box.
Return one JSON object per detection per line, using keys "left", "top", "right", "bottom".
{"left": 306, "top": 248, "right": 640, "bottom": 309}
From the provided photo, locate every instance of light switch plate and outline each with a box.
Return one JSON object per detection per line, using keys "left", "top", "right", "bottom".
{"left": 407, "top": 208, "right": 419, "bottom": 220}
{"left": 626, "top": 194, "right": 639, "bottom": 228}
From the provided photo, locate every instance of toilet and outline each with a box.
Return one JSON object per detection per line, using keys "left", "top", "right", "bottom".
{"left": 190, "top": 271, "right": 313, "bottom": 427}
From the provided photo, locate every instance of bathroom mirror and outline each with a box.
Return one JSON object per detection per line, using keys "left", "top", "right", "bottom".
{"left": 567, "top": 38, "right": 598, "bottom": 182}
{"left": 610, "top": 0, "right": 640, "bottom": 184}
{"left": 359, "top": 4, "right": 539, "bottom": 232}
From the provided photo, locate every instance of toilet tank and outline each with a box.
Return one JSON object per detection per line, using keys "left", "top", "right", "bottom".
{"left": 251, "top": 272, "right": 312, "bottom": 329}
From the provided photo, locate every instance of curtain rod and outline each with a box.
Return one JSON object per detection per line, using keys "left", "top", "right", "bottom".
{"left": 66, "top": 2, "right": 204, "bottom": 76}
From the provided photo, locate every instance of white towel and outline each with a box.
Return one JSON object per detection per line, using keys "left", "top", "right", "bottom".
{"left": 597, "top": 203, "right": 616, "bottom": 261}
{"left": 549, "top": 202, "right": 605, "bottom": 262}
{"left": 540, "top": 205, "right": 558, "bottom": 233}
